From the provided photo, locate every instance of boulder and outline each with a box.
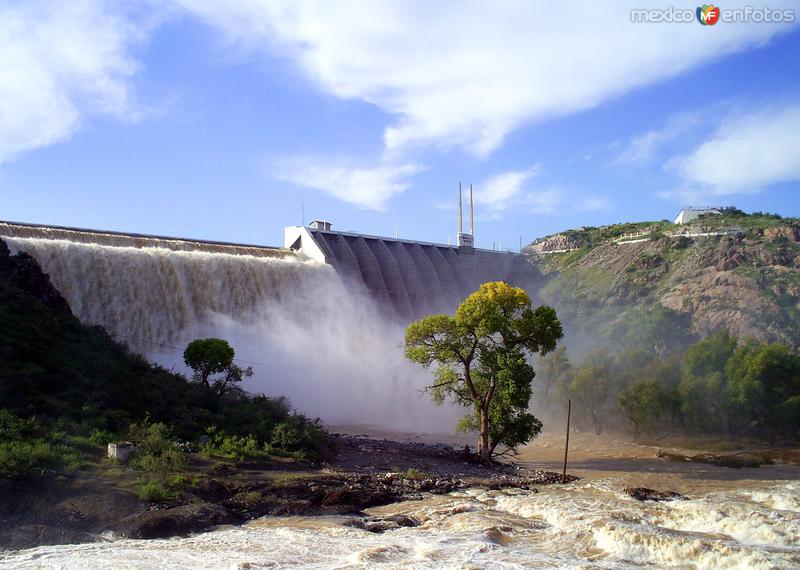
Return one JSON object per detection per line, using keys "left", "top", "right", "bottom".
{"left": 121, "top": 502, "right": 236, "bottom": 539}
{"left": 624, "top": 487, "right": 685, "bottom": 502}
{"left": 346, "top": 514, "right": 420, "bottom": 533}
{"left": 764, "top": 226, "right": 800, "bottom": 243}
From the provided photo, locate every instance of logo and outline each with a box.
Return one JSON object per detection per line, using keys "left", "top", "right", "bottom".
{"left": 697, "top": 4, "right": 721, "bottom": 25}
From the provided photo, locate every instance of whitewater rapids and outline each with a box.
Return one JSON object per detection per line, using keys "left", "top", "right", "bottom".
{"left": 1, "top": 478, "right": 798, "bottom": 569}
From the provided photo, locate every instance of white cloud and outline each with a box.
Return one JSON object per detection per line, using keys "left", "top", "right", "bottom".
{"left": 472, "top": 169, "right": 607, "bottom": 217}
{"left": 615, "top": 112, "right": 703, "bottom": 167}
{"left": 174, "top": 0, "right": 796, "bottom": 157}
{"left": 580, "top": 195, "right": 610, "bottom": 211}
{"left": 270, "top": 156, "right": 424, "bottom": 210}
{"left": 474, "top": 166, "right": 540, "bottom": 213}
{"left": 525, "top": 188, "right": 563, "bottom": 215}
{"left": 666, "top": 101, "right": 800, "bottom": 195}
{"left": 0, "top": 1, "right": 162, "bottom": 164}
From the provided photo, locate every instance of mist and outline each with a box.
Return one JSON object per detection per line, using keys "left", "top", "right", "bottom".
{"left": 4, "top": 235, "right": 462, "bottom": 433}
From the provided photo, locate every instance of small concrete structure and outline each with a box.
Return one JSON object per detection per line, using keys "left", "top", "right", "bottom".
{"left": 309, "top": 220, "right": 332, "bottom": 231}
{"left": 107, "top": 442, "right": 137, "bottom": 462}
{"left": 674, "top": 207, "right": 722, "bottom": 224}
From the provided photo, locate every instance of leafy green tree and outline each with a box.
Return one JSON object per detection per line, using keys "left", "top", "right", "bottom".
{"left": 404, "top": 281, "right": 562, "bottom": 461}
{"left": 679, "top": 330, "right": 737, "bottom": 433}
{"left": 183, "top": 338, "right": 252, "bottom": 395}
{"left": 569, "top": 350, "right": 614, "bottom": 434}
{"left": 618, "top": 379, "right": 681, "bottom": 441}
{"left": 726, "top": 342, "right": 800, "bottom": 436}
{"left": 535, "top": 345, "right": 573, "bottom": 410}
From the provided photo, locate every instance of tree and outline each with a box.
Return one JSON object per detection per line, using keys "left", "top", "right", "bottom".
{"left": 536, "top": 345, "right": 572, "bottom": 408}
{"left": 569, "top": 350, "right": 614, "bottom": 435}
{"left": 725, "top": 342, "right": 800, "bottom": 436}
{"left": 404, "top": 281, "right": 562, "bottom": 461}
{"left": 183, "top": 338, "right": 252, "bottom": 395}
{"left": 679, "top": 330, "right": 737, "bottom": 433}
{"left": 618, "top": 379, "right": 680, "bottom": 441}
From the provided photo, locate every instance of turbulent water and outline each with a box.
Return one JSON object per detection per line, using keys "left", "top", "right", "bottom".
{"left": 2, "top": 479, "right": 798, "bottom": 568}
{"left": 2, "top": 233, "right": 459, "bottom": 430}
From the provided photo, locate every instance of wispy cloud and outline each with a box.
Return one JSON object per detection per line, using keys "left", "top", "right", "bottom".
{"left": 270, "top": 156, "right": 424, "bottom": 211}
{"left": 474, "top": 166, "right": 540, "bottom": 215}
{"left": 665, "top": 101, "right": 800, "bottom": 197}
{"left": 525, "top": 188, "right": 563, "bottom": 215}
{"left": 0, "top": 1, "right": 165, "bottom": 164}
{"left": 175, "top": 0, "right": 796, "bottom": 158}
{"left": 614, "top": 112, "right": 703, "bottom": 167}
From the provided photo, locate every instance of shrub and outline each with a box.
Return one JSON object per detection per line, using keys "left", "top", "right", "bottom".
{"left": 0, "top": 440, "right": 61, "bottom": 479}
{"left": 136, "top": 480, "right": 175, "bottom": 503}
{"left": 403, "top": 468, "right": 429, "bottom": 480}
{"left": 201, "top": 427, "right": 264, "bottom": 461}
{"left": 0, "top": 410, "right": 82, "bottom": 478}
{"left": 270, "top": 415, "right": 328, "bottom": 462}
{"left": 128, "top": 419, "right": 186, "bottom": 502}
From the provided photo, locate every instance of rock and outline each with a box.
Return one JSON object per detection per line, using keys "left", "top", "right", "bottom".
{"left": 320, "top": 488, "right": 357, "bottom": 507}
{"left": 0, "top": 238, "right": 9, "bottom": 258}
{"left": 624, "top": 487, "right": 685, "bottom": 502}
{"left": 484, "top": 526, "right": 513, "bottom": 545}
{"left": 764, "top": 225, "right": 800, "bottom": 243}
{"left": 0, "top": 525, "right": 97, "bottom": 550}
{"left": 122, "top": 502, "right": 236, "bottom": 539}
{"left": 346, "top": 514, "right": 420, "bottom": 533}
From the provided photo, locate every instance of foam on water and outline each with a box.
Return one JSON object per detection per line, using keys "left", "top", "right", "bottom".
{"left": 1, "top": 480, "right": 798, "bottom": 567}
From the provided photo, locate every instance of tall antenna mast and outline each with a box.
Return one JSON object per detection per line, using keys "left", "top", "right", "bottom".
{"left": 458, "top": 182, "right": 463, "bottom": 236}
{"left": 469, "top": 184, "right": 474, "bottom": 236}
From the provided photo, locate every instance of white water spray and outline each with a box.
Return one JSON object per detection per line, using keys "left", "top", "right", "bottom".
{"left": 3, "top": 235, "right": 459, "bottom": 430}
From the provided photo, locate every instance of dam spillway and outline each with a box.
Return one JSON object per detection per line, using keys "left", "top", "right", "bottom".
{"left": 0, "top": 220, "right": 541, "bottom": 331}
{"left": 284, "top": 224, "right": 541, "bottom": 321}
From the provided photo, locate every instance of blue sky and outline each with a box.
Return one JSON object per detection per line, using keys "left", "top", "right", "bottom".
{"left": 1, "top": 1, "right": 799, "bottom": 250}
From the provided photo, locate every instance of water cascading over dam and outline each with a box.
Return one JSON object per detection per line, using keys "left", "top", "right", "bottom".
{"left": 0, "top": 219, "right": 541, "bottom": 429}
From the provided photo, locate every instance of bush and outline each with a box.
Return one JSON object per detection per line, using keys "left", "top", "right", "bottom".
{"left": 136, "top": 479, "right": 175, "bottom": 503}
{"left": 0, "top": 410, "right": 83, "bottom": 478}
{"left": 128, "top": 419, "right": 185, "bottom": 502}
{"left": 270, "top": 415, "right": 328, "bottom": 462}
{"left": 0, "top": 440, "right": 62, "bottom": 479}
{"left": 201, "top": 427, "right": 264, "bottom": 461}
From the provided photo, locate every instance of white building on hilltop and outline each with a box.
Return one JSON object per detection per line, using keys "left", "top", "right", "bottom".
{"left": 674, "top": 206, "right": 722, "bottom": 225}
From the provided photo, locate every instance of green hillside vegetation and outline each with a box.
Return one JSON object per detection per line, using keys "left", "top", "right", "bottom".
{"left": 534, "top": 332, "right": 800, "bottom": 442}
{"left": 528, "top": 210, "right": 800, "bottom": 442}
{"left": 0, "top": 242, "right": 327, "bottom": 487}
{"left": 528, "top": 210, "right": 800, "bottom": 354}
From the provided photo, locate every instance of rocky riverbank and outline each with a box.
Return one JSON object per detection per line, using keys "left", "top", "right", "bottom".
{"left": 0, "top": 434, "right": 576, "bottom": 550}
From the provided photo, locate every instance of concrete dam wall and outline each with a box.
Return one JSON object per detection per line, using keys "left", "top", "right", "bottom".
{"left": 285, "top": 225, "right": 542, "bottom": 320}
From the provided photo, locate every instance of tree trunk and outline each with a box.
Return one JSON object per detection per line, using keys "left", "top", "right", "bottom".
{"left": 478, "top": 408, "right": 491, "bottom": 461}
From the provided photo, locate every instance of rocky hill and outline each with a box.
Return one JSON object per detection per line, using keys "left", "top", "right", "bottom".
{"left": 526, "top": 210, "right": 800, "bottom": 354}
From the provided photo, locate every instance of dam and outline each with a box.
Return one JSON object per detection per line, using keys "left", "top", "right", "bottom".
{"left": 0, "top": 213, "right": 540, "bottom": 428}
{"left": 285, "top": 222, "right": 538, "bottom": 321}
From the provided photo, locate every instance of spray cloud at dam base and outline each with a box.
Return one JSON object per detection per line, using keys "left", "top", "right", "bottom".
{"left": 0, "top": 211, "right": 541, "bottom": 432}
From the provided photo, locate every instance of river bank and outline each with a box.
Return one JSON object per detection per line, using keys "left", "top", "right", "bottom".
{"left": 0, "top": 433, "right": 574, "bottom": 551}
{"left": 3, "top": 428, "right": 799, "bottom": 569}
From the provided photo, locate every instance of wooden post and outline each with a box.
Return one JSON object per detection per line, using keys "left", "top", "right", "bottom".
{"left": 563, "top": 399, "right": 571, "bottom": 481}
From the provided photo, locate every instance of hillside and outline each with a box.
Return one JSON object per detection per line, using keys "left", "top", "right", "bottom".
{"left": 526, "top": 210, "right": 800, "bottom": 354}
